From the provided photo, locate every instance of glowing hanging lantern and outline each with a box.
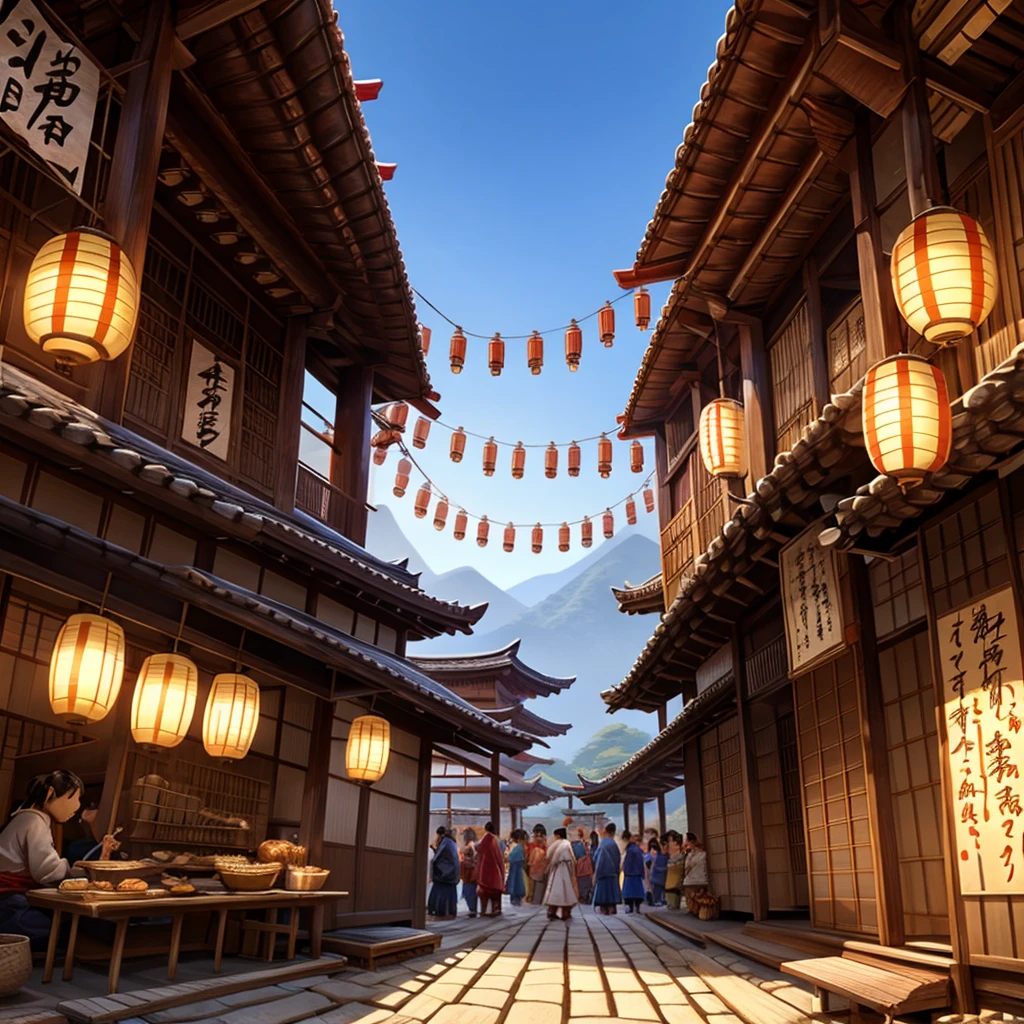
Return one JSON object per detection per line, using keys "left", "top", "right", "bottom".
{"left": 393, "top": 458, "right": 411, "bottom": 497}
{"left": 603, "top": 508, "right": 614, "bottom": 539}
{"left": 450, "top": 426, "right": 467, "bottom": 463}
{"left": 597, "top": 434, "right": 613, "bottom": 478}
{"left": 634, "top": 287, "right": 651, "bottom": 331}
{"left": 630, "top": 440, "right": 644, "bottom": 474}
{"left": 412, "top": 416, "right": 431, "bottom": 449}
{"left": 24, "top": 228, "right": 140, "bottom": 371}
{"left": 131, "top": 653, "right": 198, "bottom": 750}
{"left": 598, "top": 301, "right": 615, "bottom": 347}
{"left": 890, "top": 207, "right": 997, "bottom": 346}
{"left": 419, "top": 324, "right": 431, "bottom": 355}
{"left": 489, "top": 333, "right": 505, "bottom": 376}
{"left": 643, "top": 487, "right": 655, "bottom": 514}
{"left": 625, "top": 496, "right": 637, "bottom": 525}
{"left": 346, "top": 715, "right": 391, "bottom": 784}
{"left": 477, "top": 516, "right": 490, "bottom": 547}
{"left": 503, "top": 522, "right": 516, "bottom": 553}
{"left": 433, "top": 499, "right": 449, "bottom": 531}
{"left": 450, "top": 327, "right": 467, "bottom": 373}
{"left": 558, "top": 522, "right": 570, "bottom": 552}
{"left": 483, "top": 437, "right": 498, "bottom": 477}
{"left": 531, "top": 523, "right": 543, "bottom": 554}
{"left": 372, "top": 445, "right": 388, "bottom": 466}
{"left": 527, "top": 331, "right": 543, "bottom": 375}
{"left": 699, "top": 398, "right": 747, "bottom": 479}
{"left": 565, "top": 319, "right": 582, "bottom": 371}
{"left": 581, "top": 516, "right": 593, "bottom": 548}
{"left": 568, "top": 441, "right": 581, "bottom": 477}
{"left": 385, "top": 401, "right": 408, "bottom": 430}
{"left": 545, "top": 442, "right": 558, "bottom": 479}
{"left": 49, "top": 613, "right": 125, "bottom": 725}
{"left": 454, "top": 509, "right": 468, "bottom": 540}
{"left": 414, "top": 482, "right": 431, "bottom": 518}
{"left": 203, "top": 673, "right": 260, "bottom": 760}
{"left": 863, "top": 353, "right": 952, "bottom": 490}
{"left": 511, "top": 442, "right": 526, "bottom": 480}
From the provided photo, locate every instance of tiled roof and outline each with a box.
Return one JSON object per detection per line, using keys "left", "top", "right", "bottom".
{"left": 411, "top": 640, "right": 576, "bottom": 698}
{"left": 487, "top": 704, "right": 571, "bottom": 738}
{"left": 611, "top": 573, "right": 664, "bottom": 615}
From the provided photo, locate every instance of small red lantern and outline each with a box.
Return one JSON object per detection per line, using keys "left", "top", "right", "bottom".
{"left": 371, "top": 427, "right": 401, "bottom": 450}
{"left": 412, "top": 416, "right": 431, "bottom": 449}
{"left": 545, "top": 443, "right": 558, "bottom": 479}
{"left": 581, "top": 516, "right": 593, "bottom": 548}
{"left": 483, "top": 437, "right": 498, "bottom": 477}
{"left": 450, "top": 327, "right": 467, "bottom": 374}
{"left": 450, "top": 426, "right": 467, "bottom": 463}
{"left": 372, "top": 445, "right": 388, "bottom": 466}
{"left": 634, "top": 287, "right": 650, "bottom": 331}
{"left": 598, "top": 301, "right": 615, "bottom": 347}
{"left": 433, "top": 499, "right": 448, "bottom": 531}
{"left": 597, "top": 434, "right": 612, "bottom": 478}
{"left": 565, "top": 319, "right": 582, "bottom": 372}
{"left": 527, "top": 331, "right": 543, "bottom": 375}
{"left": 419, "top": 324, "right": 432, "bottom": 355}
{"left": 454, "top": 509, "right": 468, "bottom": 540}
{"left": 394, "top": 458, "right": 411, "bottom": 497}
{"left": 477, "top": 516, "right": 490, "bottom": 548}
{"left": 511, "top": 442, "right": 526, "bottom": 480}
{"left": 568, "top": 441, "right": 581, "bottom": 477}
{"left": 531, "top": 523, "right": 543, "bottom": 553}
{"left": 625, "top": 496, "right": 637, "bottom": 525}
{"left": 385, "top": 401, "right": 409, "bottom": 430}
{"left": 503, "top": 522, "right": 516, "bottom": 553}
{"left": 643, "top": 487, "right": 655, "bottom": 514}
{"left": 489, "top": 333, "right": 505, "bottom": 376}
{"left": 630, "top": 440, "right": 644, "bottom": 473}
{"left": 414, "top": 482, "right": 431, "bottom": 518}
{"left": 558, "top": 522, "right": 570, "bottom": 552}
{"left": 602, "top": 508, "right": 614, "bottom": 539}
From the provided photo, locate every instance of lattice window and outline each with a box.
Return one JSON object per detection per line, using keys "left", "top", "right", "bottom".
{"left": 661, "top": 500, "right": 696, "bottom": 608}
{"left": 778, "top": 711, "right": 808, "bottom": 890}
{"left": 870, "top": 546, "right": 926, "bottom": 639}
{"left": 0, "top": 598, "right": 63, "bottom": 665}
{"left": 666, "top": 400, "right": 695, "bottom": 464}
{"left": 186, "top": 281, "right": 244, "bottom": 360}
{"left": 769, "top": 304, "right": 816, "bottom": 454}
{"left": 690, "top": 448, "right": 726, "bottom": 553}
{"left": 240, "top": 330, "right": 282, "bottom": 493}
{"left": 828, "top": 298, "right": 866, "bottom": 395}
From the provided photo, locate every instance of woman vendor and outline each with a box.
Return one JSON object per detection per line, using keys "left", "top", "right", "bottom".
{"left": 0, "top": 770, "right": 118, "bottom": 949}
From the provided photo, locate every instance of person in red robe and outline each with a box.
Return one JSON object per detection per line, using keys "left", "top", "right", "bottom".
{"left": 475, "top": 820, "right": 505, "bottom": 916}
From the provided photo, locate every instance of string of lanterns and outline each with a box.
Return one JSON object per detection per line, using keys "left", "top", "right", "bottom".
{"left": 412, "top": 286, "right": 652, "bottom": 374}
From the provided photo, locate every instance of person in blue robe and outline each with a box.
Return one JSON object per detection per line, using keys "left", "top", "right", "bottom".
{"left": 621, "top": 832, "right": 646, "bottom": 913}
{"left": 506, "top": 829, "right": 527, "bottom": 906}
{"left": 427, "top": 827, "right": 459, "bottom": 919}
{"left": 591, "top": 822, "right": 622, "bottom": 915}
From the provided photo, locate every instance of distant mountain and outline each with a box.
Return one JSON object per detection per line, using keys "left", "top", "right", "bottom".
{"left": 570, "top": 722, "right": 652, "bottom": 779}
{"left": 364, "top": 503, "right": 433, "bottom": 578}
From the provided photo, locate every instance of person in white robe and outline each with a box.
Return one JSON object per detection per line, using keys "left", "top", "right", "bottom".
{"left": 543, "top": 827, "right": 578, "bottom": 920}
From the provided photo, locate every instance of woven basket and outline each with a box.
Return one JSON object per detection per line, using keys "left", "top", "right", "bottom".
{"left": 284, "top": 866, "right": 330, "bottom": 892}
{"left": 0, "top": 934, "right": 31, "bottom": 996}
{"left": 218, "top": 861, "right": 281, "bottom": 891}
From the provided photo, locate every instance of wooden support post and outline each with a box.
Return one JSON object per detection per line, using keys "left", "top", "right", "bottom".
{"left": 658, "top": 703, "right": 668, "bottom": 732}
{"left": 657, "top": 794, "right": 667, "bottom": 836}
{"left": 732, "top": 626, "right": 769, "bottom": 921}
{"left": 736, "top": 320, "right": 772, "bottom": 484}
{"left": 637, "top": 802, "right": 645, "bottom": 836}
{"left": 803, "top": 258, "right": 831, "bottom": 412}
{"left": 683, "top": 740, "right": 703, "bottom": 842}
{"left": 331, "top": 368, "right": 374, "bottom": 545}
{"left": 898, "top": 8, "right": 944, "bottom": 218}
{"left": 274, "top": 317, "right": 308, "bottom": 514}
{"left": 92, "top": 0, "right": 176, "bottom": 422}
{"left": 489, "top": 750, "right": 501, "bottom": 829}
{"left": 298, "top": 698, "right": 333, "bottom": 867}
{"left": 96, "top": 680, "right": 135, "bottom": 836}
{"left": 623, "top": 803, "right": 631, "bottom": 834}
{"left": 412, "top": 738, "right": 433, "bottom": 929}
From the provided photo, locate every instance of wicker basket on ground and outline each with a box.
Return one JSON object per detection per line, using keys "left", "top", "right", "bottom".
{"left": 0, "top": 934, "right": 31, "bottom": 996}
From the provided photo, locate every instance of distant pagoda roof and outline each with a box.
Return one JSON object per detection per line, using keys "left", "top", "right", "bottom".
{"left": 432, "top": 746, "right": 564, "bottom": 807}
{"left": 611, "top": 574, "right": 665, "bottom": 615}
{"left": 511, "top": 750, "right": 556, "bottom": 767}
{"left": 488, "top": 704, "right": 571, "bottom": 738}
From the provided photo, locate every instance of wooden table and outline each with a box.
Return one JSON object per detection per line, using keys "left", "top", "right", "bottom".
{"left": 28, "top": 888, "right": 348, "bottom": 994}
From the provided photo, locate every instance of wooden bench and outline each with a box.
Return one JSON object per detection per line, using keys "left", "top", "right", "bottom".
{"left": 780, "top": 954, "right": 951, "bottom": 1023}
{"left": 320, "top": 926, "right": 441, "bottom": 970}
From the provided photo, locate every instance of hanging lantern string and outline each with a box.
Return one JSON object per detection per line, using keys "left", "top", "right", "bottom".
{"left": 428, "top": 416, "right": 621, "bottom": 449}
{"left": 395, "top": 440, "right": 655, "bottom": 529}
{"left": 411, "top": 287, "right": 632, "bottom": 340}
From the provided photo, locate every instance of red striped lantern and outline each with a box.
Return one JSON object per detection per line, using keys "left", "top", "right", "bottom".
{"left": 412, "top": 416, "right": 431, "bottom": 449}
{"left": 565, "top": 319, "right": 582, "bottom": 371}
{"left": 568, "top": 441, "right": 581, "bottom": 477}
{"left": 483, "top": 437, "right": 498, "bottom": 476}
{"left": 531, "top": 524, "right": 543, "bottom": 553}
{"left": 450, "top": 327, "right": 467, "bottom": 373}
{"left": 450, "top": 426, "right": 467, "bottom": 463}
{"left": 527, "top": 331, "right": 543, "bottom": 375}
{"left": 503, "top": 522, "right": 516, "bottom": 553}
{"left": 385, "top": 401, "right": 408, "bottom": 430}
{"left": 414, "top": 482, "right": 431, "bottom": 518}
{"left": 643, "top": 487, "right": 655, "bottom": 514}
{"left": 433, "top": 499, "right": 449, "bottom": 531}
{"left": 699, "top": 398, "right": 747, "bottom": 479}
{"left": 393, "top": 458, "right": 411, "bottom": 497}
{"left": 597, "top": 435, "right": 612, "bottom": 478}
{"left": 372, "top": 445, "right": 387, "bottom": 466}
{"left": 634, "top": 287, "right": 651, "bottom": 331}
{"left": 454, "top": 509, "right": 468, "bottom": 540}
{"left": 477, "top": 516, "right": 490, "bottom": 548}
{"left": 558, "top": 522, "right": 570, "bottom": 552}
{"left": 602, "top": 508, "right": 614, "bottom": 539}
{"left": 863, "top": 353, "right": 951, "bottom": 490}
{"left": 630, "top": 440, "right": 644, "bottom": 473}
{"left": 598, "top": 301, "right": 615, "bottom": 347}
{"left": 625, "top": 496, "right": 637, "bottom": 525}
{"left": 489, "top": 333, "right": 505, "bottom": 376}
{"left": 511, "top": 442, "right": 526, "bottom": 480}
{"left": 581, "top": 516, "right": 593, "bottom": 548}
{"left": 545, "top": 443, "right": 558, "bottom": 479}
{"left": 419, "top": 324, "right": 431, "bottom": 355}
{"left": 890, "top": 207, "right": 997, "bottom": 346}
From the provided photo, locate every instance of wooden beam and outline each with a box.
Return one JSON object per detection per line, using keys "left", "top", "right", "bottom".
{"left": 176, "top": 0, "right": 267, "bottom": 40}
{"left": 737, "top": 319, "right": 772, "bottom": 485}
{"left": 412, "top": 738, "right": 432, "bottom": 929}
{"left": 489, "top": 750, "right": 501, "bottom": 829}
{"left": 991, "top": 68, "right": 1024, "bottom": 142}
{"left": 922, "top": 55, "right": 992, "bottom": 115}
{"left": 683, "top": 741, "right": 702, "bottom": 841}
{"left": 623, "top": 803, "right": 631, "bottom": 834}
{"left": 274, "top": 317, "right": 308, "bottom": 514}
{"left": 331, "top": 368, "right": 374, "bottom": 545}
{"left": 299, "top": 697, "right": 333, "bottom": 866}
{"left": 803, "top": 257, "right": 831, "bottom": 412}
{"left": 657, "top": 794, "right": 667, "bottom": 836}
{"left": 899, "top": 8, "right": 944, "bottom": 217}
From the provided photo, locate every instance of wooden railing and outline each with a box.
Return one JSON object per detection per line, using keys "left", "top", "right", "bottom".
{"left": 661, "top": 500, "right": 696, "bottom": 609}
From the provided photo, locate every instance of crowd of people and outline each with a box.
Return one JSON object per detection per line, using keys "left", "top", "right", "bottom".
{"left": 427, "top": 819, "right": 709, "bottom": 922}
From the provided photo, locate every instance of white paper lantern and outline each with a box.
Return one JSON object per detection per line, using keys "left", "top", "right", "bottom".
{"left": 202, "top": 674, "right": 260, "bottom": 760}
{"left": 346, "top": 715, "right": 391, "bottom": 783}
{"left": 49, "top": 613, "right": 125, "bottom": 724}
{"left": 131, "top": 653, "right": 198, "bottom": 749}
{"left": 699, "top": 398, "right": 747, "bottom": 478}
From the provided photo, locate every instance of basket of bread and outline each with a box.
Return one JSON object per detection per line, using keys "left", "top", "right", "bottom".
{"left": 215, "top": 858, "right": 282, "bottom": 891}
{"left": 75, "top": 860, "right": 164, "bottom": 886}
{"left": 59, "top": 876, "right": 155, "bottom": 899}
{"left": 284, "top": 865, "right": 330, "bottom": 892}
{"left": 257, "top": 840, "right": 307, "bottom": 867}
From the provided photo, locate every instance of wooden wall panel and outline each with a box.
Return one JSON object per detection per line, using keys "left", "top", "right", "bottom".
{"left": 324, "top": 775, "right": 361, "bottom": 846}
{"left": 986, "top": 124, "right": 1024, "bottom": 376}
{"left": 367, "top": 792, "right": 417, "bottom": 853}
{"left": 355, "top": 850, "right": 415, "bottom": 914}
{"left": 768, "top": 304, "right": 817, "bottom": 454}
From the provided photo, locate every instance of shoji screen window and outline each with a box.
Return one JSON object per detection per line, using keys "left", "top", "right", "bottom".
{"left": 769, "top": 304, "right": 817, "bottom": 455}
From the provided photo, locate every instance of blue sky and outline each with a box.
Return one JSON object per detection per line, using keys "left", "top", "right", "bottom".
{"left": 331, "top": 0, "right": 732, "bottom": 589}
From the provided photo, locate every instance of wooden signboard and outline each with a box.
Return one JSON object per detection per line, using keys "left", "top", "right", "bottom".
{"left": 181, "top": 339, "right": 235, "bottom": 461}
{"left": 780, "top": 525, "right": 844, "bottom": 674}
{"left": 937, "top": 584, "right": 1024, "bottom": 895}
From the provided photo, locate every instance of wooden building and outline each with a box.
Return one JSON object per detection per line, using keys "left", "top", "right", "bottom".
{"left": 0, "top": 0, "right": 532, "bottom": 945}
{"left": 585, "top": 0, "right": 1024, "bottom": 1015}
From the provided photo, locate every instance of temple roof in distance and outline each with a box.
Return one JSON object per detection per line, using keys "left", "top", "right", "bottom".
{"left": 611, "top": 574, "right": 665, "bottom": 615}
{"left": 488, "top": 704, "right": 571, "bottom": 738}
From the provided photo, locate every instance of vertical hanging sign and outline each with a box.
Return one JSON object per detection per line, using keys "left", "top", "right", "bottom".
{"left": 0, "top": 0, "right": 99, "bottom": 193}
{"left": 780, "top": 525, "right": 844, "bottom": 674}
{"left": 937, "top": 585, "right": 1024, "bottom": 895}
{"left": 182, "top": 339, "right": 235, "bottom": 462}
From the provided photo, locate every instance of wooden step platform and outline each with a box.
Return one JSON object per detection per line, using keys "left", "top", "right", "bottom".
{"left": 643, "top": 910, "right": 708, "bottom": 947}
{"left": 56, "top": 957, "right": 343, "bottom": 1024}
{"left": 0, "top": 1012, "right": 68, "bottom": 1024}
{"left": 702, "top": 929, "right": 817, "bottom": 972}
{"left": 320, "top": 926, "right": 440, "bottom": 970}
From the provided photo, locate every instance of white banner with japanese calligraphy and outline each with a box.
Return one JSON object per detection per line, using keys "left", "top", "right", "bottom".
{"left": 938, "top": 585, "right": 1024, "bottom": 895}
{"left": 0, "top": 0, "right": 99, "bottom": 193}
{"left": 181, "top": 339, "right": 234, "bottom": 462}
{"left": 780, "top": 525, "right": 844, "bottom": 674}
